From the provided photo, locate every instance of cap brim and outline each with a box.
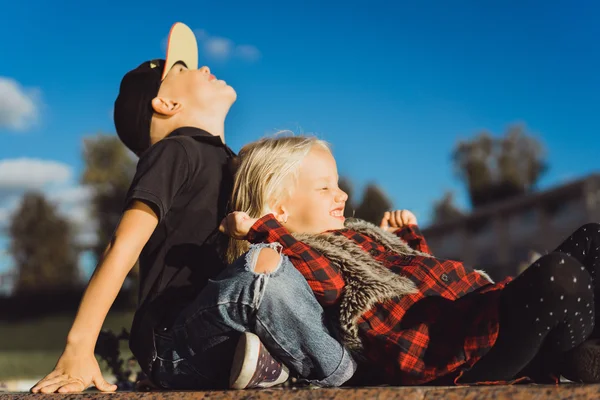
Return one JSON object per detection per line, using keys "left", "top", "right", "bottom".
{"left": 162, "top": 22, "right": 199, "bottom": 80}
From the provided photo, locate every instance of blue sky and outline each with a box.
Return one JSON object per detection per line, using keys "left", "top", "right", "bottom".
{"left": 0, "top": 1, "right": 599, "bottom": 277}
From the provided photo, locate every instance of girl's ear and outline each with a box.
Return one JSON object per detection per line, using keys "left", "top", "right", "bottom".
{"left": 151, "top": 96, "right": 183, "bottom": 116}
{"left": 270, "top": 202, "right": 289, "bottom": 224}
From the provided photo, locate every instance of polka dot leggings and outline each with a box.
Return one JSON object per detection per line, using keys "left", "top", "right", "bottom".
{"left": 461, "top": 223, "right": 600, "bottom": 383}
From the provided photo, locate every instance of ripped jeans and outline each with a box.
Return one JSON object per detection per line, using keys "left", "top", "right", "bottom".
{"left": 151, "top": 243, "right": 357, "bottom": 389}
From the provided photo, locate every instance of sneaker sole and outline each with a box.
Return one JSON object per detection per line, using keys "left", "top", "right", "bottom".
{"left": 230, "top": 332, "right": 261, "bottom": 389}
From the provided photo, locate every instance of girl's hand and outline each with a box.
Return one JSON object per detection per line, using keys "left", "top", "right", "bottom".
{"left": 30, "top": 347, "right": 117, "bottom": 394}
{"left": 380, "top": 210, "right": 418, "bottom": 233}
{"left": 219, "top": 211, "right": 259, "bottom": 240}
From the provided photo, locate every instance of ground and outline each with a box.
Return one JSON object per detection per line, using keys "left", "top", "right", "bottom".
{"left": 4, "top": 312, "right": 600, "bottom": 398}
{"left": 3, "top": 384, "right": 600, "bottom": 399}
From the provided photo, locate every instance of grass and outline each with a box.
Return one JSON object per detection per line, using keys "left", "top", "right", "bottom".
{"left": 0, "top": 311, "right": 134, "bottom": 380}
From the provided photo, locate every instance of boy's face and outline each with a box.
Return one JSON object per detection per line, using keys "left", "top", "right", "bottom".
{"left": 278, "top": 146, "right": 348, "bottom": 234}
{"left": 158, "top": 63, "right": 237, "bottom": 114}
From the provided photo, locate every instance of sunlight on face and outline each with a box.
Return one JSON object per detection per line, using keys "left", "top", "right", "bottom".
{"left": 159, "top": 63, "right": 236, "bottom": 112}
{"left": 279, "top": 146, "right": 348, "bottom": 234}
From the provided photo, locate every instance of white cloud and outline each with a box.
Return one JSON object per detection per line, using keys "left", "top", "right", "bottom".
{"left": 163, "top": 28, "right": 261, "bottom": 64}
{"left": 203, "top": 37, "right": 234, "bottom": 60}
{"left": 67, "top": 204, "right": 98, "bottom": 248}
{"left": 49, "top": 186, "right": 94, "bottom": 205}
{"left": 48, "top": 185, "right": 97, "bottom": 248}
{"left": 0, "top": 159, "right": 101, "bottom": 292}
{"left": 0, "top": 77, "right": 41, "bottom": 131}
{"left": 235, "top": 44, "right": 261, "bottom": 62}
{"left": 0, "top": 185, "right": 98, "bottom": 247}
{"left": 0, "top": 158, "right": 71, "bottom": 192}
{"left": 0, "top": 159, "right": 97, "bottom": 247}
{"left": 75, "top": 231, "right": 98, "bottom": 249}
{"left": 192, "top": 29, "right": 208, "bottom": 42}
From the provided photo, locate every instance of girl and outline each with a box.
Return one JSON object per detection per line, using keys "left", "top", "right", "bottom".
{"left": 220, "top": 134, "right": 600, "bottom": 385}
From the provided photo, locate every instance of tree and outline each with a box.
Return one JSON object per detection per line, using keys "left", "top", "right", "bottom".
{"left": 9, "top": 192, "right": 78, "bottom": 293}
{"left": 354, "top": 183, "right": 393, "bottom": 225}
{"left": 81, "top": 134, "right": 138, "bottom": 300}
{"left": 432, "top": 191, "right": 464, "bottom": 224}
{"left": 452, "top": 123, "right": 547, "bottom": 208}
{"left": 498, "top": 124, "right": 547, "bottom": 193}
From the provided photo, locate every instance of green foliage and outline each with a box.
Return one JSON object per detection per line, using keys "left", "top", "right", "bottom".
{"left": 95, "top": 328, "right": 142, "bottom": 390}
{"left": 80, "top": 133, "right": 137, "bottom": 262}
{"left": 80, "top": 133, "right": 139, "bottom": 304}
{"left": 342, "top": 180, "right": 393, "bottom": 225}
{"left": 0, "top": 312, "right": 134, "bottom": 380}
{"left": 432, "top": 191, "right": 464, "bottom": 224}
{"left": 8, "top": 192, "right": 78, "bottom": 294}
{"left": 452, "top": 123, "right": 547, "bottom": 208}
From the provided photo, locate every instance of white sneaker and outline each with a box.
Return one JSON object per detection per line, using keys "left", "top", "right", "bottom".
{"left": 229, "top": 332, "right": 290, "bottom": 389}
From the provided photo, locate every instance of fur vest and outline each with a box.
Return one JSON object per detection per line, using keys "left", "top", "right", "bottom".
{"left": 293, "top": 218, "right": 494, "bottom": 354}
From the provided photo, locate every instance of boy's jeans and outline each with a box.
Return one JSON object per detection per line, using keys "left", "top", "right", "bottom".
{"left": 151, "top": 243, "right": 357, "bottom": 389}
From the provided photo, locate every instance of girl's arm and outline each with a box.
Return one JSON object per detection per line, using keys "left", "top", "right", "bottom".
{"left": 246, "top": 214, "right": 345, "bottom": 307}
{"left": 380, "top": 210, "right": 432, "bottom": 254}
{"left": 394, "top": 225, "right": 432, "bottom": 255}
{"left": 31, "top": 200, "right": 158, "bottom": 394}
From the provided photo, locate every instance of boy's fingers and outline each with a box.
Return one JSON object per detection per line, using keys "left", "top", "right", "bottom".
{"left": 32, "top": 371, "right": 62, "bottom": 391}
{"left": 57, "top": 380, "right": 86, "bottom": 393}
{"left": 93, "top": 375, "right": 117, "bottom": 392}
{"left": 34, "top": 376, "right": 67, "bottom": 389}
{"left": 40, "top": 382, "right": 68, "bottom": 394}
{"left": 31, "top": 382, "right": 44, "bottom": 393}
{"left": 44, "top": 370, "right": 62, "bottom": 380}
{"left": 31, "top": 377, "right": 61, "bottom": 393}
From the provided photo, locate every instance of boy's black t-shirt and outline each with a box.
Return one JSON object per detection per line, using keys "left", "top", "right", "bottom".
{"left": 123, "top": 127, "right": 235, "bottom": 373}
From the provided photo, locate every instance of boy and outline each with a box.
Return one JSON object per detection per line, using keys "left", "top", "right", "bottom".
{"left": 31, "top": 22, "right": 355, "bottom": 393}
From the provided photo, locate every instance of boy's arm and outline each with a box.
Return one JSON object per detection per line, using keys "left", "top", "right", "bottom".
{"left": 31, "top": 201, "right": 158, "bottom": 394}
{"left": 32, "top": 133, "right": 191, "bottom": 394}
{"left": 246, "top": 214, "right": 345, "bottom": 306}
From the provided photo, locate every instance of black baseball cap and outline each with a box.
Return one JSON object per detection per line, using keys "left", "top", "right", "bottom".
{"left": 114, "top": 22, "right": 199, "bottom": 156}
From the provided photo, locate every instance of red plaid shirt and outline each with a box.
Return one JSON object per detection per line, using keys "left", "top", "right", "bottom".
{"left": 247, "top": 214, "right": 512, "bottom": 385}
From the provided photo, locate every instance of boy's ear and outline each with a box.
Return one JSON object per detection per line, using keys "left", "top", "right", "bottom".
{"left": 151, "top": 96, "right": 183, "bottom": 116}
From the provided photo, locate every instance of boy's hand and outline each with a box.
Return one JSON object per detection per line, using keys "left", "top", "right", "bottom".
{"left": 30, "top": 348, "right": 117, "bottom": 394}
{"left": 219, "top": 211, "right": 259, "bottom": 240}
{"left": 380, "top": 210, "right": 418, "bottom": 233}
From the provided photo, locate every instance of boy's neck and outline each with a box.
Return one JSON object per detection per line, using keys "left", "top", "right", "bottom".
{"left": 154, "top": 118, "right": 226, "bottom": 145}
{"left": 183, "top": 114, "right": 226, "bottom": 143}
{"left": 200, "top": 121, "right": 225, "bottom": 143}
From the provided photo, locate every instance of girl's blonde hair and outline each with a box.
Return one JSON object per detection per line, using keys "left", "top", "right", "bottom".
{"left": 226, "top": 134, "right": 331, "bottom": 264}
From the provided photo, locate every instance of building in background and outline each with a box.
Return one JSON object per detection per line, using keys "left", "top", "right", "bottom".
{"left": 422, "top": 173, "right": 600, "bottom": 281}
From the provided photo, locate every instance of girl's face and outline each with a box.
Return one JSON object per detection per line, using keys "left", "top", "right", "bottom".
{"left": 277, "top": 146, "right": 348, "bottom": 234}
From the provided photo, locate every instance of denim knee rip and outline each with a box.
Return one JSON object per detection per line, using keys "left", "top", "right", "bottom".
{"left": 244, "top": 242, "right": 284, "bottom": 275}
{"left": 244, "top": 243, "right": 284, "bottom": 310}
